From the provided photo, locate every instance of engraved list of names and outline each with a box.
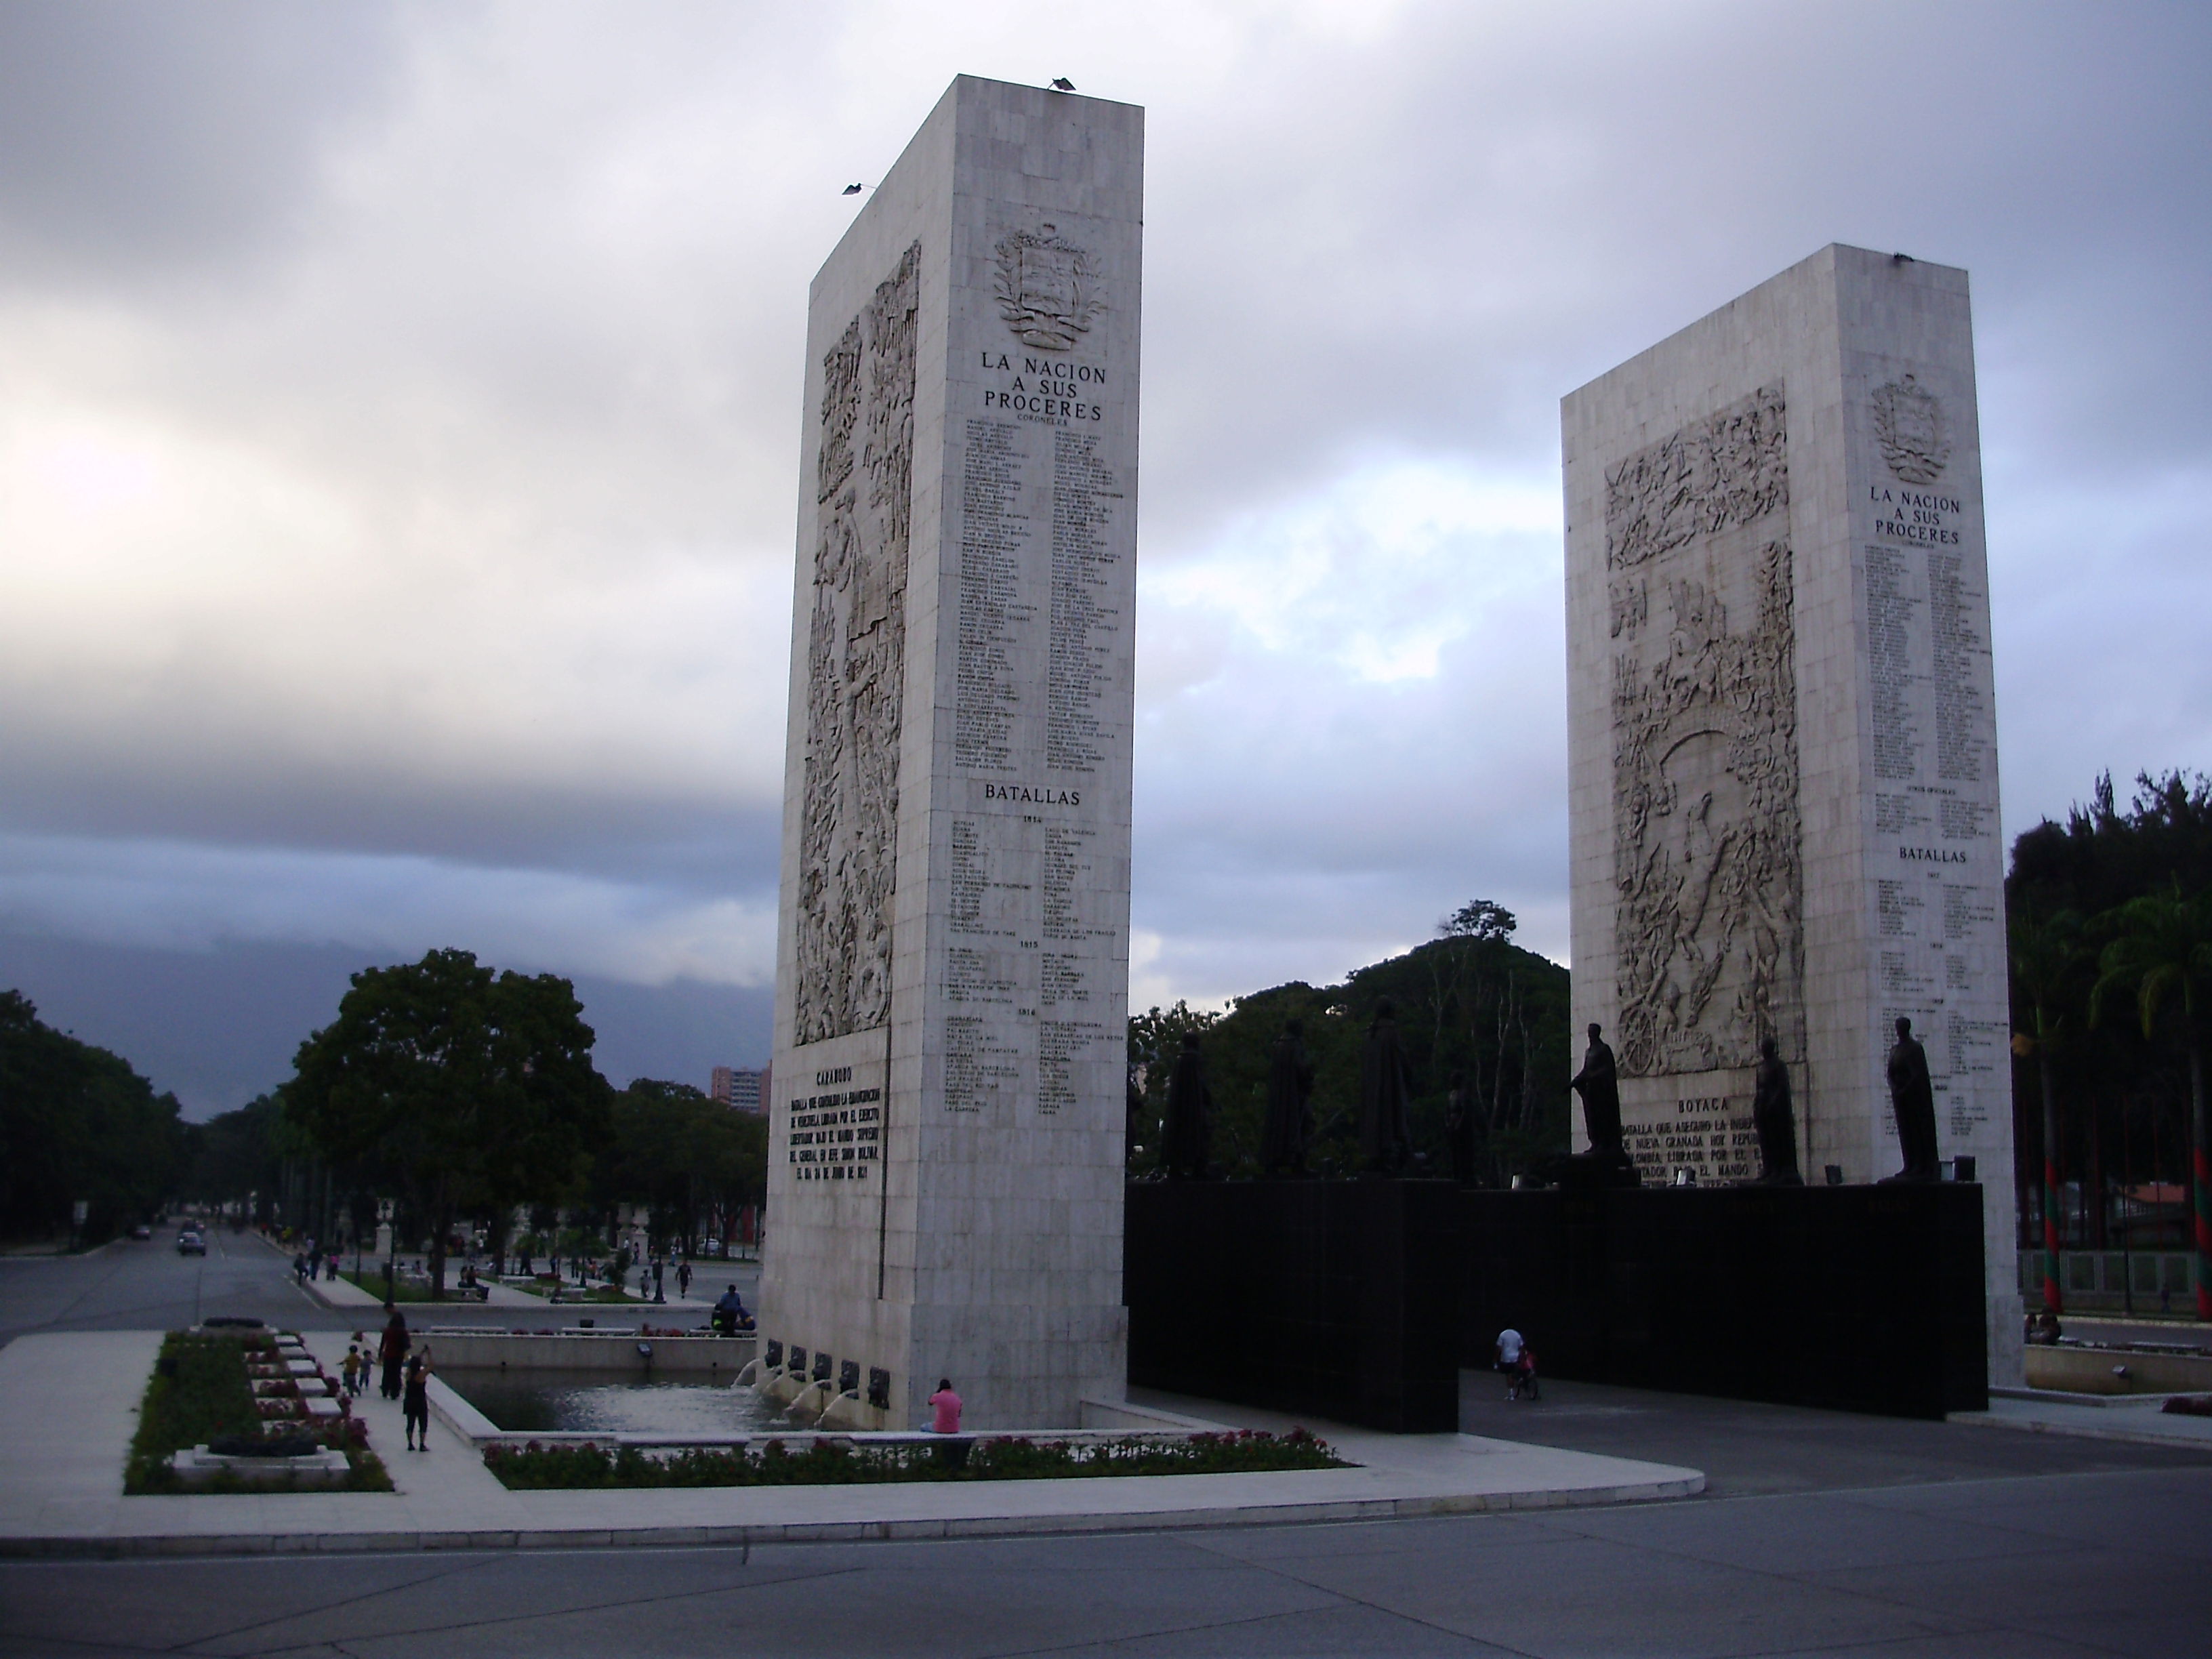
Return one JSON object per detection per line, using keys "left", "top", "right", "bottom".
{"left": 940, "top": 271, "right": 1132, "bottom": 1124}
{"left": 1860, "top": 374, "right": 2005, "bottom": 1145}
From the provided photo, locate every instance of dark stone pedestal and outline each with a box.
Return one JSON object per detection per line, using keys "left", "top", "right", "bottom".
{"left": 1532, "top": 1149, "right": 1641, "bottom": 1191}
{"left": 1460, "top": 1183, "right": 1987, "bottom": 1419}
{"left": 1125, "top": 1179, "right": 1460, "bottom": 1432}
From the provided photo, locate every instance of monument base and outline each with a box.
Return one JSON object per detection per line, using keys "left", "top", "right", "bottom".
{"left": 1461, "top": 1184, "right": 1987, "bottom": 1419}
{"left": 1124, "top": 1180, "right": 1459, "bottom": 1433}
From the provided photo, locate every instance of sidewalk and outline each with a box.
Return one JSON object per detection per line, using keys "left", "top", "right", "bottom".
{"left": 0, "top": 1330, "right": 1703, "bottom": 1558}
{"left": 1950, "top": 1391, "right": 2212, "bottom": 1452}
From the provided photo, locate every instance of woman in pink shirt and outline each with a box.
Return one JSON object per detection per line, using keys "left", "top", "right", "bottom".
{"left": 928, "top": 1378, "right": 962, "bottom": 1433}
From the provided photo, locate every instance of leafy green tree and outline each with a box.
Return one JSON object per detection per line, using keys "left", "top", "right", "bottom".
{"left": 2008, "top": 771, "right": 2212, "bottom": 1256}
{"left": 287, "top": 949, "right": 610, "bottom": 1296}
{"left": 2009, "top": 907, "right": 2085, "bottom": 1311}
{"left": 2091, "top": 880, "right": 2212, "bottom": 1319}
{"left": 183, "top": 1094, "right": 285, "bottom": 1221}
{"left": 602, "top": 1080, "right": 768, "bottom": 1253}
{"left": 1440, "top": 899, "right": 1517, "bottom": 942}
{"left": 1, "top": 989, "right": 187, "bottom": 1242}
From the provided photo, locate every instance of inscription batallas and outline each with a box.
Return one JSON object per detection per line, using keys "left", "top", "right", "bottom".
{"left": 981, "top": 783, "right": 1084, "bottom": 806}
{"left": 977, "top": 352, "right": 1109, "bottom": 423}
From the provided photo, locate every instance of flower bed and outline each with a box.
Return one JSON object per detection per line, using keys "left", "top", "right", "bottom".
{"left": 483, "top": 1428, "right": 1344, "bottom": 1490}
{"left": 125, "top": 1331, "right": 392, "bottom": 1494}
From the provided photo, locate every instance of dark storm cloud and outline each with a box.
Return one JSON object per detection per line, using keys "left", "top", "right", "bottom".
{"left": 0, "top": 0, "right": 2207, "bottom": 1052}
{"left": 0, "top": 0, "right": 404, "bottom": 281}
{"left": 0, "top": 720, "right": 781, "bottom": 894}
{"left": 1134, "top": 1, "right": 2212, "bottom": 548}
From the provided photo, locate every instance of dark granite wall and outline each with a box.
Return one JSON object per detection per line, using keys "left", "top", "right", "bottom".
{"left": 1124, "top": 1181, "right": 1986, "bottom": 1430}
{"left": 1460, "top": 1184, "right": 1987, "bottom": 1419}
{"left": 1124, "top": 1180, "right": 1460, "bottom": 1432}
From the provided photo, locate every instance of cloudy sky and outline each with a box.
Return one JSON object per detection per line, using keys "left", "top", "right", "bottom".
{"left": 2, "top": 1, "right": 2207, "bottom": 1115}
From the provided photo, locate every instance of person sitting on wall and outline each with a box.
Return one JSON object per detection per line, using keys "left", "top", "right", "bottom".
{"left": 713, "top": 1285, "right": 754, "bottom": 1334}
{"left": 928, "top": 1377, "right": 970, "bottom": 1470}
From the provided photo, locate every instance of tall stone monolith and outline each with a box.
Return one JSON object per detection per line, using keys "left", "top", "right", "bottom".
{"left": 1563, "top": 245, "right": 2022, "bottom": 1384}
{"left": 762, "top": 76, "right": 1142, "bottom": 1429}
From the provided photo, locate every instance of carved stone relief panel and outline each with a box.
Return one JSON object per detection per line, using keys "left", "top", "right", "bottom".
{"left": 796, "top": 243, "right": 921, "bottom": 1044}
{"left": 1607, "top": 386, "right": 1804, "bottom": 1078}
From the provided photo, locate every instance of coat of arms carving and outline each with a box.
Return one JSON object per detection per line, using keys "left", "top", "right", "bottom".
{"left": 992, "top": 226, "right": 1099, "bottom": 350}
{"left": 1872, "top": 375, "right": 1950, "bottom": 485}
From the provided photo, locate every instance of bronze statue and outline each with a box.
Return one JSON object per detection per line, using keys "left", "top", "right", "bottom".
{"left": 1882, "top": 1016, "right": 1941, "bottom": 1181}
{"left": 1357, "top": 1000, "right": 1413, "bottom": 1174}
{"left": 1258, "top": 1018, "right": 1315, "bottom": 1174}
{"left": 1160, "top": 1031, "right": 1212, "bottom": 1179}
{"left": 1750, "top": 1037, "right": 1803, "bottom": 1185}
{"left": 1568, "top": 1023, "right": 1624, "bottom": 1155}
{"left": 1446, "top": 1070, "right": 1476, "bottom": 1186}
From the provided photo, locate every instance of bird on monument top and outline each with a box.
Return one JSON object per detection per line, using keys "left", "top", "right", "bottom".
{"left": 841, "top": 182, "right": 865, "bottom": 196}
{"left": 1049, "top": 77, "right": 1075, "bottom": 91}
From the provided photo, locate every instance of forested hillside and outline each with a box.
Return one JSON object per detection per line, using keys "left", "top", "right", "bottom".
{"left": 1128, "top": 901, "right": 1572, "bottom": 1182}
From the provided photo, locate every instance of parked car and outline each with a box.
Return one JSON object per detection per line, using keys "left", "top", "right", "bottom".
{"left": 176, "top": 1230, "right": 206, "bottom": 1256}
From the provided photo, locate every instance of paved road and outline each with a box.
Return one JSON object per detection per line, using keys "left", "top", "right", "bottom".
{"left": 0, "top": 1232, "right": 761, "bottom": 1350}
{"left": 3, "top": 1460, "right": 2205, "bottom": 1656}
{"left": 0, "top": 1229, "right": 325, "bottom": 1349}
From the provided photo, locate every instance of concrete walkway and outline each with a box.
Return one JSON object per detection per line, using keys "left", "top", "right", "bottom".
{"left": 0, "top": 1330, "right": 1703, "bottom": 1558}
{"left": 1950, "top": 1390, "right": 2212, "bottom": 1452}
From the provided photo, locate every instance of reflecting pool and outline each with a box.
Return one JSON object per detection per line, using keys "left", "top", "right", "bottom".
{"left": 441, "top": 1368, "right": 791, "bottom": 1435}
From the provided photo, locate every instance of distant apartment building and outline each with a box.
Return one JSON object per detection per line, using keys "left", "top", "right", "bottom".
{"left": 710, "top": 1066, "right": 765, "bottom": 1113}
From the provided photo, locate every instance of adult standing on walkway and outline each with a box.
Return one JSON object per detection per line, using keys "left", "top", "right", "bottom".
{"left": 377, "top": 1305, "right": 410, "bottom": 1400}
{"left": 402, "top": 1350, "right": 432, "bottom": 1451}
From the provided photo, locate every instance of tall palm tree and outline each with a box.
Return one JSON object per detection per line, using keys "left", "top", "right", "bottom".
{"left": 2011, "top": 907, "right": 2084, "bottom": 1314}
{"left": 2092, "top": 881, "right": 2212, "bottom": 1322}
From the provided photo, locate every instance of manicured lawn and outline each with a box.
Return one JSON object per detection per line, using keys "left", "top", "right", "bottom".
{"left": 338, "top": 1268, "right": 441, "bottom": 1303}
{"left": 483, "top": 1429, "right": 1345, "bottom": 1490}
{"left": 511, "top": 1282, "right": 646, "bottom": 1303}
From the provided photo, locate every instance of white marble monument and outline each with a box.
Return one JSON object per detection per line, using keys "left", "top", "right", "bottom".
{"left": 761, "top": 77, "right": 1142, "bottom": 1430}
{"left": 1563, "top": 244, "right": 2021, "bottom": 1382}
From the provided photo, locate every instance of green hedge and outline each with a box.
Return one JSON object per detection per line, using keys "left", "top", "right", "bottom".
{"left": 485, "top": 1428, "right": 1343, "bottom": 1490}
